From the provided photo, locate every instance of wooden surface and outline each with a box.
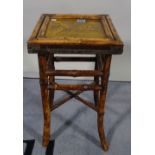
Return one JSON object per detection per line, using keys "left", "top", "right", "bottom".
{"left": 27, "top": 14, "right": 123, "bottom": 54}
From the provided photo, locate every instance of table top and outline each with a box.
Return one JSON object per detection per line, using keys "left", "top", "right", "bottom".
{"left": 27, "top": 14, "right": 123, "bottom": 54}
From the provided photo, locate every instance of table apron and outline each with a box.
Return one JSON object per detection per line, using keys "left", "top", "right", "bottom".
{"left": 27, "top": 46, "right": 123, "bottom": 54}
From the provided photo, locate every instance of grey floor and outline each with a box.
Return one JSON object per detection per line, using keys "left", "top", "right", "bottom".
{"left": 23, "top": 79, "right": 131, "bottom": 155}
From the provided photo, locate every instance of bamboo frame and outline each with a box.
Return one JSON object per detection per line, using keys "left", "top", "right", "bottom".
{"left": 65, "top": 90, "right": 97, "bottom": 111}
{"left": 37, "top": 53, "right": 112, "bottom": 151}
{"left": 48, "top": 83, "right": 102, "bottom": 90}
{"left": 46, "top": 70, "right": 103, "bottom": 77}
{"left": 27, "top": 14, "right": 123, "bottom": 152}
{"left": 51, "top": 91, "right": 82, "bottom": 111}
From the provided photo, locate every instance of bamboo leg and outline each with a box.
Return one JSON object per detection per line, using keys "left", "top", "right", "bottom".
{"left": 94, "top": 54, "right": 99, "bottom": 106}
{"left": 47, "top": 54, "right": 55, "bottom": 109}
{"left": 38, "top": 54, "right": 51, "bottom": 147}
{"left": 97, "top": 55, "right": 112, "bottom": 151}
{"left": 42, "top": 87, "right": 51, "bottom": 146}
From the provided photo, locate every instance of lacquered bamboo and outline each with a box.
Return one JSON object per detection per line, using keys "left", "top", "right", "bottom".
{"left": 51, "top": 91, "right": 82, "bottom": 111}
{"left": 66, "top": 90, "right": 97, "bottom": 111}
{"left": 97, "top": 54, "right": 112, "bottom": 151}
{"left": 46, "top": 70, "right": 102, "bottom": 77}
{"left": 38, "top": 54, "right": 51, "bottom": 147}
{"left": 27, "top": 14, "right": 123, "bottom": 152}
{"left": 48, "top": 83, "right": 102, "bottom": 90}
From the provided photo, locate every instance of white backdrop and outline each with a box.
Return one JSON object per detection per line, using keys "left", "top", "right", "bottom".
{"left": 23, "top": 0, "right": 131, "bottom": 81}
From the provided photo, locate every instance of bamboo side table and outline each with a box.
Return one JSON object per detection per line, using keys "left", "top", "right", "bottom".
{"left": 27, "top": 14, "right": 123, "bottom": 151}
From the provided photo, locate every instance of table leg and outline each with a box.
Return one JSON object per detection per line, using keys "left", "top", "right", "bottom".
{"left": 97, "top": 54, "right": 112, "bottom": 151}
{"left": 47, "top": 54, "right": 55, "bottom": 110}
{"left": 38, "top": 54, "right": 51, "bottom": 147}
{"left": 94, "top": 54, "right": 99, "bottom": 107}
